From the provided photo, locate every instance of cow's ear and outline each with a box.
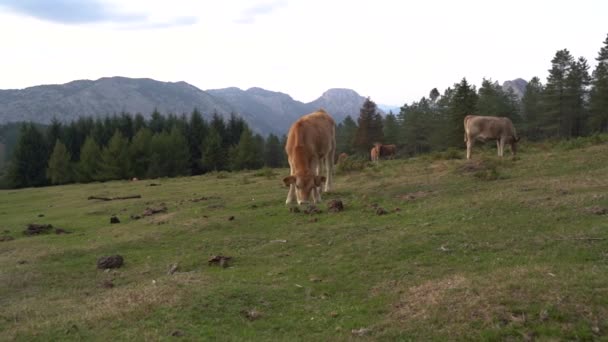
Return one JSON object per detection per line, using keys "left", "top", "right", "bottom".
{"left": 315, "top": 176, "right": 326, "bottom": 186}
{"left": 283, "top": 176, "right": 295, "bottom": 186}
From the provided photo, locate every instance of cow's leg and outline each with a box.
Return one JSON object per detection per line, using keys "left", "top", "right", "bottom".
{"left": 324, "top": 154, "right": 333, "bottom": 192}
{"left": 466, "top": 139, "right": 473, "bottom": 160}
{"left": 498, "top": 138, "right": 505, "bottom": 157}
{"left": 285, "top": 165, "right": 297, "bottom": 205}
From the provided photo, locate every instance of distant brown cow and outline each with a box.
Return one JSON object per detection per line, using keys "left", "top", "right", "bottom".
{"left": 372, "top": 143, "right": 396, "bottom": 161}
{"left": 464, "top": 115, "right": 519, "bottom": 159}
{"left": 283, "top": 109, "right": 336, "bottom": 205}
{"left": 336, "top": 152, "right": 349, "bottom": 164}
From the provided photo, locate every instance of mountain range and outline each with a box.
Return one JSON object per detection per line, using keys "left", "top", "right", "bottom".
{"left": 0, "top": 77, "right": 374, "bottom": 135}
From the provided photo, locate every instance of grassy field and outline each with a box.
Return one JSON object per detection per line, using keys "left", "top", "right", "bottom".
{"left": 1, "top": 140, "right": 608, "bottom": 341}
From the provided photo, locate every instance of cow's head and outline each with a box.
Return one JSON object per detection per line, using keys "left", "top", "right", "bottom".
{"left": 283, "top": 173, "right": 326, "bottom": 205}
{"left": 510, "top": 135, "right": 520, "bottom": 154}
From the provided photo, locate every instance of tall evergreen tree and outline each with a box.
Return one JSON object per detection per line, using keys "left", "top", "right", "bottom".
{"left": 201, "top": 127, "right": 226, "bottom": 171}
{"left": 210, "top": 111, "right": 228, "bottom": 147}
{"left": 129, "top": 128, "right": 153, "bottom": 179}
{"left": 544, "top": 49, "right": 574, "bottom": 137}
{"left": 590, "top": 34, "right": 608, "bottom": 132}
{"left": 383, "top": 112, "right": 400, "bottom": 145}
{"left": 522, "top": 77, "right": 544, "bottom": 140}
{"left": 232, "top": 128, "right": 264, "bottom": 170}
{"left": 46, "top": 140, "right": 72, "bottom": 185}
{"left": 335, "top": 116, "right": 358, "bottom": 155}
{"left": 99, "top": 131, "right": 131, "bottom": 180}
{"left": 476, "top": 78, "right": 520, "bottom": 121}
{"left": 448, "top": 78, "right": 478, "bottom": 147}
{"left": 77, "top": 136, "right": 102, "bottom": 182}
{"left": 46, "top": 118, "right": 63, "bottom": 152}
{"left": 166, "top": 126, "right": 191, "bottom": 177}
{"left": 226, "top": 113, "right": 246, "bottom": 147}
{"left": 187, "top": 108, "right": 208, "bottom": 174}
{"left": 354, "top": 97, "right": 383, "bottom": 152}
{"left": 149, "top": 108, "right": 166, "bottom": 133}
{"left": 564, "top": 57, "right": 590, "bottom": 137}
{"left": 264, "top": 134, "right": 283, "bottom": 168}
{"left": 7, "top": 123, "right": 49, "bottom": 188}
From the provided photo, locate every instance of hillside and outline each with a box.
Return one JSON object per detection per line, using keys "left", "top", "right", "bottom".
{"left": 0, "top": 77, "right": 373, "bottom": 135}
{"left": 1, "top": 139, "right": 608, "bottom": 340}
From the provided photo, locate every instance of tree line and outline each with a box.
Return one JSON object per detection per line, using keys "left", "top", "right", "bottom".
{"left": 2, "top": 34, "right": 607, "bottom": 188}
{"left": 3, "top": 110, "right": 287, "bottom": 188}
{"left": 338, "top": 34, "right": 608, "bottom": 157}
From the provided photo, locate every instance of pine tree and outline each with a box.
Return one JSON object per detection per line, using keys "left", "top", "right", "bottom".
{"left": 77, "top": 136, "right": 102, "bottom": 182}
{"left": 201, "top": 127, "right": 226, "bottom": 171}
{"left": 401, "top": 98, "right": 433, "bottom": 155}
{"left": 227, "top": 113, "right": 246, "bottom": 147}
{"left": 448, "top": 78, "right": 478, "bottom": 147}
{"left": 129, "top": 128, "right": 153, "bottom": 178}
{"left": 564, "top": 57, "right": 590, "bottom": 137}
{"left": 429, "top": 88, "right": 440, "bottom": 103}
{"left": 264, "top": 134, "right": 283, "bottom": 168}
{"left": 149, "top": 108, "right": 166, "bottom": 133}
{"left": 354, "top": 97, "right": 383, "bottom": 152}
{"left": 522, "top": 77, "right": 544, "bottom": 140}
{"left": 335, "top": 116, "right": 358, "bottom": 155}
{"left": 166, "top": 126, "right": 190, "bottom": 177}
{"left": 383, "top": 112, "right": 400, "bottom": 145}
{"left": 7, "top": 123, "right": 49, "bottom": 188}
{"left": 232, "top": 128, "right": 263, "bottom": 170}
{"left": 99, "top": 131, "right": 131, "bottom": 181}
{"left": 46, "top": 118, "right": 63, "bottom": 152}
{"left": 590, "top": 34, "right": 608, "bottom": 132}
{"left": 46, "top": 140, "right": 72, "bottom": 185}
{"left": 476, "top": 78, "right": 519, "bottom": 121}
{"left": 210, "top": 111, "right": 228, "bottom": 147}
{"left": 544, "top": 49, "right": 574, "bottom": 137}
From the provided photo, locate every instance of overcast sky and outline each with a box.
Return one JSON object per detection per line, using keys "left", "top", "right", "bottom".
{"left": 0, "top": 0, "right": 606, "bottom": 106}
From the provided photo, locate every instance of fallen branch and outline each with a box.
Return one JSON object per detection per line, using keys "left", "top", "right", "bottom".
{"left": 88, "top": 195, "right": 141, "bottom": 201}
{"left": 554, "top": 237, "right": 606, "bottom": 241}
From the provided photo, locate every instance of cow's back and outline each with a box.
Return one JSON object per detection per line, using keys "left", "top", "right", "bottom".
{"left": 285, "top": 109, "right": 335, "bottom": 157}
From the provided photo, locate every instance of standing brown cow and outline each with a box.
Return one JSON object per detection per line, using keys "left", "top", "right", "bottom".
{"left": 283, "top": 109, "right": 336, "bottom": 205}
{"left": 379, "top": 144, "right": 397, "bottom": 159}
{"left": 464, "top": 115, "right": 519, "bottom": 159}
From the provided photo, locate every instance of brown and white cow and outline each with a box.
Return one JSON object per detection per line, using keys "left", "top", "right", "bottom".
{"left": 283, "top": 109, "right": 336, "bottom": 205}
{"left": 464, "top": 115, "right": 519, "bottom": 160}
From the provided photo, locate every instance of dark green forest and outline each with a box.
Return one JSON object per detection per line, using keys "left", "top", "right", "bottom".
{"left": 1, "top": 35, "right": 607, "bottom": 189}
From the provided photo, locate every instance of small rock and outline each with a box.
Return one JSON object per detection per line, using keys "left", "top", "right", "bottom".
{"left": 539, "top": 309, "right": 549, "bottom": 321}
{"left": 17, "top": 260, "right": 28, "bottom": 265}
{"left": 37, "top": 214, "right": 45, "bottom": 217}
{"left": 208, "top": 255, "right": 232, "bottom": 268}
{"left": 228, "top": 216, "right": 235, "bottom": 221}
{"left": 168, "top": 263, "right": 179, "bottom": 275}
{"left": 241, "top": 309, "right": 262, "bottom": 321}
{"left": 330, "top": 311, "right": 339, "bottom": 317}
{"left": 23, "top": 223, "right": 53, "bottom": 236}
{"left": 110, "top": 216, "right": 120, "bottom": 224}
{"left": 304, "top": 205, "right": 321, "bottom": 215}
{"left": 351, "top": 327, "right": 371, "bottom": 336}
{"left": 170, "top": 330, "right": 184, "bottom": 337}
{"left": 97, "top": 255, "right": 124, "bottom": 269}
{"left": 375, "top": 207, "right": 387, "bottom": 215}
{"left": 327, "top": 199, "right": 344, "bottom": 212}
{"left": 592, "top": 325, "right": 600, "bottom": 334}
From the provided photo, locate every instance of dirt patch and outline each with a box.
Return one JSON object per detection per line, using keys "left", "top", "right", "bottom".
{"left": 327, "top": 199, "right": 344, "bottom": 212}
{"left": 23, "top": 223, "right": 53, "bottom": 236}
{"left": 143, "top": 206, "right": 168, "bottom": 217}
{"left": 398, "top": 190, "right": 436, "bottom": 201}
{"left": 241, "top": 308, "right": 262, "bottom": 321}
{"left": 1, "top": 235, "right": 15, "bottom": 242}
{"left": 190, "top": 196, "right": 220, "bottom": 203}
{"left": 208, "top": 255, "right": 232, "bottom": 268}
{"left": 584, "top": 206, "right": 607, "bottom": 215}
{"left": 303, "top": 205, "right": 322, "bottom": 215}
{"left": 110, "top": 216, "right": 120, "bottom": 224}
{"left": 55, "top": 228, "right": 70, "bottom": 234}
{"left": 376, "top": 207, "right": 388, "bottom": 215}
{"left": 97, "top": 255, "right": 124, "bottom": 269}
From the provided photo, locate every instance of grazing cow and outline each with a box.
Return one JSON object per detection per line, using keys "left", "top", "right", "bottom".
{"left": 283, "top": 109, "right": 336, "bottom": 205}
{"left": 464, "top": 115, "right": 519, "bottom": 159}
{"left": 337, "top": 152, "right": 349, "bottom": 164}
{"left": 370, "top": 145, "right": 380, "bottom": 162}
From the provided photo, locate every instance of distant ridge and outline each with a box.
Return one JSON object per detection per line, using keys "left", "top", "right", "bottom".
{"left": 0, "top": 77, "right": 374, "bottom": 135}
